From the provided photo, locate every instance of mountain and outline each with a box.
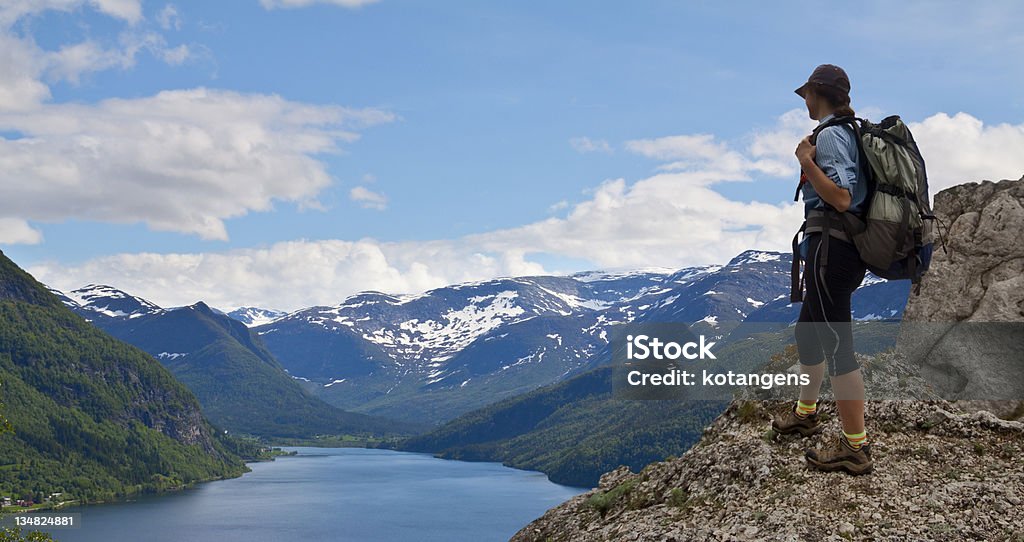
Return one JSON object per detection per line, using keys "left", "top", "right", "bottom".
{"left": 44, "top": 246, "right": 910, "bottom": 444}
{"left": 510, "top": 399, "right": 1023, "bottom": 541}
{"left": 395, "top": 314, "right": 906, "bottom": 488}
{"left": 399, "top": 366, "right": 724, "bottom": 487}
{"left": 392, "top": 250, "right": 914, "bottom": 484}
{"left": 56, "top": 286, "right": 421, "bottom": 438}
{"left": 257, "top": 250, "right": 904, "bottom": 427}
{"left": 227, "top": 307, "right": 287, "bottom": 327}
{"left": 59, "top": 283, "right": 162, "bottom": 320}
{"left": 253, "top": 269, "right": 697, "bottom": 425}
{"left": 0, "top": 250, "right": 247, "bottom": 504}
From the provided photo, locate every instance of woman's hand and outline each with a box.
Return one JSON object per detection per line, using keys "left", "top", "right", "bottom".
{"left": 795, "top": 136, "right": 816, "bottom": 166}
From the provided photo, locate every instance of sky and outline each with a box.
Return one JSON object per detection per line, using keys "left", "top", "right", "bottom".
{"left": 1, "top": 0, "right": 1023, "bottom": 311}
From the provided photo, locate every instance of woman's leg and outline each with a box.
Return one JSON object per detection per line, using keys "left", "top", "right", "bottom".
{"left": 811, "top": 236, "right": 868, "bottom": 439}
{"left": 773, "top": 234, "right": 829, "bottom": 435}
{"left": 816, "top": 237, "right": 866, "bottom": 426}
{"left": 796, "top": 302, "right": 827, "bottom": 405}
{"left": 802, "top": 236, "right": 873, "bottom": 473}
{"left": 833, "top": 370, "right": 865, "bottom": 434}
{"left": 795, "top": 234, "right": 827, "bottom": 404}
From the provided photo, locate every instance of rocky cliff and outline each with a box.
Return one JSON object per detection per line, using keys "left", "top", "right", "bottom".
{"left": 511, "top": 177, "right": 1024, "bottom": 542}
{"left": 902, "top": 177, "right": 1024, "bottom": 416}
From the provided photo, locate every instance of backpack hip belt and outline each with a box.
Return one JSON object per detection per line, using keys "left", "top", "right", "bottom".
{"left": 789, "top": 209, "right": 848, "bottom": 304}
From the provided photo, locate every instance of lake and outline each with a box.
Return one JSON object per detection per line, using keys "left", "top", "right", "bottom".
{"left": 43, "top": 447, "right": 586, "bottom": 542}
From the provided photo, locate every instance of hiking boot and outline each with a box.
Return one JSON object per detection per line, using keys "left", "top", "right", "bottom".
{"left": 805, "top": 437, "right": 873, "bottom": 475}
{"left": 772, "top": 405, "right": 822, "bottom": 437}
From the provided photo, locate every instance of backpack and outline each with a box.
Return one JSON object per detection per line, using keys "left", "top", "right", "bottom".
{"left": 790, "top": 115, "right": 941, "bottom": 304}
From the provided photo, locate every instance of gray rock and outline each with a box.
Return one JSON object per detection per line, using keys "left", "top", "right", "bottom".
{"left": 900, "top": 177, "right": 1024, "bottom": 412}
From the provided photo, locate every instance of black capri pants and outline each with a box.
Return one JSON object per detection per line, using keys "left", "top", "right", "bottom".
{"left": 795, "top": 232, "right": 867, "bottom": 376}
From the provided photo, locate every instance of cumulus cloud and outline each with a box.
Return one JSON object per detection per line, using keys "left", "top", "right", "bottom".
{"left": 259, "top": 0, "right": 379, "bottom": 9}
{"left": 0, "top": 0, "right": 142, "bottom": 26}
{"left": 469, "top": 174, "right": 802, "bottom": 270}
{"left": 350, "top": 185, "right": 389, "bottom": 210}
{"left": 909, "top": 112, "right": 1024, "bottom": 192}
{"left": 0, "top": 1, "right": 192, "bottom": 110}
{"left": 743, "top": 108, "right": 1024, "bottom": 193}
{"left": 30, "top": 239, "right": 546, "bottom": 311}
{"left": 31, "top": 111, "right": 813, "bottom": 309}
{"left": 0, "top": 3, "right": 395, "bottom": 243}
{"left": 23, "top": 102, "right": 1024, "bottom": 310}
{"left": 0, "top": 89, "right": 394, "bottom": 240}
{"left": 569, "top": 136, "right": 612, "bottom": 154}
{"left": 0, "top": 218, "right": 43, "bottom": 245}
{"left": 626, "top": 132, "right": 795, "bottom": 179}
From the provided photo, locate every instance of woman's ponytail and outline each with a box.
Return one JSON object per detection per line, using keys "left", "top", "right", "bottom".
{"left": 833, "top": 104, "right": 856, "bottom": 118}
{"left": 812, "top": 83, "right": 856, "bottom": 118}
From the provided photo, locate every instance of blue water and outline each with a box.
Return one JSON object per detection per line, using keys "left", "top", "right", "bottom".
{"left": 46, "top": 448, "right": 586, "bottom": 542}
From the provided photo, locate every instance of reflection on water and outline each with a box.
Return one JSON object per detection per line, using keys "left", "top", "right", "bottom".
{"left": 47, "top": 447, "right": 586, "bottom": 542}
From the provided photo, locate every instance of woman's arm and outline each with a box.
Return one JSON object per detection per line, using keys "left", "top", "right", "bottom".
{"left": 795, "top": 136, "right": 852, "bottom": 212}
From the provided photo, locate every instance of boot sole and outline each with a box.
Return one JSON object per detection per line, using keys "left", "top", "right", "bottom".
{"left": 772, "top": 421, "right": 823, "bottom": 437}
{"left": 805, "top": 456, "right": 874, "bottom": 475}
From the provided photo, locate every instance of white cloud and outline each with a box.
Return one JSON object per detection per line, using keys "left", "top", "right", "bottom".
{"left": 158, "top": 43, "right": 190, "bottom": 65}
{"left": 350, "top": 186, "right": 389, "bottom": 210}
{"left": 0, "top": 1, "right": 142, "bottom": 26}
{"left": 0, "top": 5, "right": 394, "bottom": 241}
{"left": 747, "top": 108, "right": 816, "bottom": 173}
{"left": 548, "top": 200, "right": 569, "bottom": 212}
{"left": 41, "top": 31, "right": 192, "bottom": 84}
{"left": 31, "top": 112, "right": 812, "bottom": 309}
{"left": 0, "top": 33, "right": 51, "bottom": 111}
{"left": 468, "top": 174, "right": 802, "bottom": 270}
{"left": 259, "top": 0, "right": 379, "bottom": 9}
{"left": 91, "top": 0, "right": 143, "bottom": 23}
{"left": 0, "top": 218, "right": 43, "bottom": 245}
{"left": 30, "top": 239, "right": 545, "bottom": 311}
{"left": 156, "top": 4, "right": 181, "bottom": 30}
{"left": 45, "top": 40, "right": 135, "bottom": 83}
{"left": 0, "top": 89, "right": 394, "bottom": 240}
{"left": 24, "top": 106, "right": 1024, "bottom": 311}
{"left": 569, "top": 136, "right": 612, "bottom": 154}
{"left": 626, "top": 132, "right": 794, "bottom": 179}
{"left": 0, "top": 3, "right": 192, "bottom": 110}
{"left": 909, "top": 112, "right": 1024, "bottom": 193}
{"left": 29, "top": 167, "right": 802, "bottom": 309}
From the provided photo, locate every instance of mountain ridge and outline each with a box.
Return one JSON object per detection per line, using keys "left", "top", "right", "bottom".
{"left": 50, "top": 250, "right": 909, "bottom": 428}
{"left": 50, "top": 284, "right": 421, "bottom": 438}
{"left": 0, "top": 249, "right": 248, "bottom": 503}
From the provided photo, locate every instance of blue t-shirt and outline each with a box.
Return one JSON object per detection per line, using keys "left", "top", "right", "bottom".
{"left": 801, "top": 113, "right": 867, "bottom": 217}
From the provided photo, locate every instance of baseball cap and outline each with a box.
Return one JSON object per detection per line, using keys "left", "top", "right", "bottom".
{"left": 795, "top": 64, "right": 851, "bottom": 97}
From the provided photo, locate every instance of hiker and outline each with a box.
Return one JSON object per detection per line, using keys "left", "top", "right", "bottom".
{"left": 772, "top": 64, "right": 873, "bottom": 475}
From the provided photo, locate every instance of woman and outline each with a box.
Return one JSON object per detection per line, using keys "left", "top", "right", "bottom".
{"left": 771, "top": 64, "right": 873, "bottom": 475}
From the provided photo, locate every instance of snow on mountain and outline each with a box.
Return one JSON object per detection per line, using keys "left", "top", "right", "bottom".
{"left": 63, "top": 284, "right": 163, "bottom": 320}
{"left": 260, "top": 275, "right": 647, "bottom": 372}
{"left": 44, "top": 248, "right": 912, "bottom": 426}
{"left": 227, "top": 307, "right": 287, "bottom": 327}
{"left": 727, "top": 250, "right": 782, "bottom": 265}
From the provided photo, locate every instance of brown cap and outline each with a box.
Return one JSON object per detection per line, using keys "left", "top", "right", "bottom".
{"left": 795, "top": 64, "right": 851, "bottom": 97}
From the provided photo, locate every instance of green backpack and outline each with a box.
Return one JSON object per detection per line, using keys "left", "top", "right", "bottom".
{"left": 790, "top": 115, "right": 941, "bottom": 303}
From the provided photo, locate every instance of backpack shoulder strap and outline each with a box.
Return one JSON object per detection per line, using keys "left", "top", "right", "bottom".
{"left": 809, "top": 115, "right": 860, "bottom": 144}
